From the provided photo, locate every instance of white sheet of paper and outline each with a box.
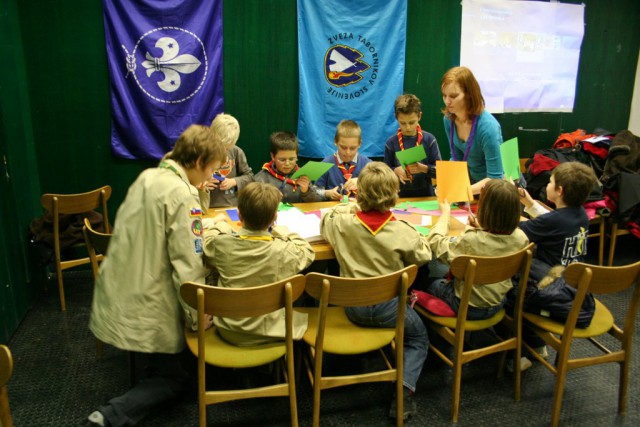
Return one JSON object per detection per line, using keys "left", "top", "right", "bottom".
{"left": 276, "top": 208, "right": 323, "bottom": 242}
{"left": 421, "top": 215, "right": 432, "bottom": 226}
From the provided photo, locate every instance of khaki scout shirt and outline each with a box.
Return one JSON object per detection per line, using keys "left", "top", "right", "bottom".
{"left": 90, "top": 160, "right": 206, "bottom": 354}
{"left": 320, "top": 203, "right": 432, "bottom": 278}
{"left": 203, "top": 222, "right": 315, "bottom": 346}
{"left": 426, "top": 213, "right": 529, "bottom": 308}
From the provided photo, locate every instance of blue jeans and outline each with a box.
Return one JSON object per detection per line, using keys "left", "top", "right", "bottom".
{"left": 424, "top": 279, "right": 505, "bottom": 320}
{"left": 99, "top": 352, "right": 189, "bottom": 426}
{"left": 345, "top": 298, "right": 428, "bottom": 392}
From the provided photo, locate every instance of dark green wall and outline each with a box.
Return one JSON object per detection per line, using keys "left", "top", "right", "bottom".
{"left": 2, "top": 0, "right": 639, "bottom": 338}
{"left": 1, "top": 0, "right": 43, "bottom": 340}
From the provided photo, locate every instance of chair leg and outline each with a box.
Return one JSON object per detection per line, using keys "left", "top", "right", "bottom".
{"left": 598, "top": 219, "right": 605, "bottom": 266}
{"left": 551, "top": 362, "right": 568, "bottom": 427}
{"left": 619, "top": 359, "right": 629, "bottom": 413}
{"left": 56, "top": 266, "right": 66, "bottom": 311}
{"left": 608, "top": 223, "right": 619, "bottom": 266}
{"left": 312, "top": 380, "right": 321, "bottom": 427}
{"left": 451, "top": 360, "right": 463, "bottom": 423}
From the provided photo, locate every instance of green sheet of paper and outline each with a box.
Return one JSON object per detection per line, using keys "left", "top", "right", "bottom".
{"left": 414, "top": 226, "right": 431, "bottom": 235}
{"left": 500, "top": 137, "right": 521, "bottom": 181}
{"left": 408, "top": 200, "right": 440, "bottom": 211}
{"left": 278, "top": 202, "right": 295, "bottom": 211}
{"left": 395, "top": 144, "right": 427, "bottom": 167}
{"left": 291, "top": 161, "right": 334, "bottom": 180}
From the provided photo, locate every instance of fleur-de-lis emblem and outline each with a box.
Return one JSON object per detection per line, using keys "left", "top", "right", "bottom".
{"left": 141, "top": 37, "right": 201, "bottom": 93}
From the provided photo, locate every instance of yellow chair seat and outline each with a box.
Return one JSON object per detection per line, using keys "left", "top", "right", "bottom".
{"left": 523, "top": 298, "right": 614, "bottom": 338}
{"left": 297, "top": 307, "right": 395, "bottom": 354}
{"left": 184, "top": 327, "right": 286, "bottom": 368}
{"left": 420, "top": 308, "right": 505, "bottom": 331}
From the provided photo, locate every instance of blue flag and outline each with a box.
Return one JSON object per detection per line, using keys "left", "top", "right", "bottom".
{"left": 103, "top": 0, "right": 224, "bottom": 160}
{"left": 297, "top": 0, "right": 407, "bottom": 158}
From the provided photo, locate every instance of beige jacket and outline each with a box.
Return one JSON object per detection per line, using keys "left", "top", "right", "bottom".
{"left": 426, "top": 213, "right": 529, "bottom": 308}
{"left": 320, "top": 203, "right": 432, "bottom": 278}
{"left": 90, "top": 160, "right": 205, "bottom": 354}
{"left": 203, "top": 222, "right": 314, "bottom": 346}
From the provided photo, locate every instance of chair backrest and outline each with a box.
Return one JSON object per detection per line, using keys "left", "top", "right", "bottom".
{"left": 40, "top": 185, "right": 112, "bottom": 234}
{"left": 450, "top": 243, "right": 534, "bottom": 324}
{"left": 181, "top": 275, "right": 307, "bottom": 319}
{"left": 0, "top": 345, "right": 14, "bottom": 427}
{"left": 82, "top": 217, "right": 112, "bottom": 281}
{"left": 561, "top": 260, "right": 640, "bottom": 341}
{"left": 304, "top": 265, "right": 418, "bottom": 307}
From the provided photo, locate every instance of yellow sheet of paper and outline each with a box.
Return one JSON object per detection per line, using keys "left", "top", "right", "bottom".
{"left": 436, "top": 160, "right": 472, "bottom": 203}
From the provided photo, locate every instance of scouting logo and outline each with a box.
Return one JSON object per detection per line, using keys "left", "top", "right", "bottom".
{"left": 122, "top": 27, "right": 209, "bottom": 104}
{"left": 325, "top": 45, "right": 370, "bottom": 87}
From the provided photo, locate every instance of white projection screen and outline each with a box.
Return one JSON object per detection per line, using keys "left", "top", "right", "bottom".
{"left": 460, "top": 0, "right": 585, "bottom": 113}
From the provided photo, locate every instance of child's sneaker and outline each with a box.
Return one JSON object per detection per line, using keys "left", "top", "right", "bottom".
{"left": 534, "top": 345, "right": 549, "bottom": 359}
{"left": 506, "top": 356, "right": 532, "bottom": 373}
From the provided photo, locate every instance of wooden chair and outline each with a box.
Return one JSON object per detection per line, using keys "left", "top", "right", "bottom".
{"left": 522, "top": 261, "right": 640, "bottom": 427}
{"left": 40, "top": 185, "right": 112, "bottom": 310}
{"left": 414, "top": 244, "right": 534, "bottom": 423}
{"left": 299, "top": 265, "right": 418, "bottom": 427}
{"left": 180, "top": 276, "right": 306, "bottom": 427}
{"left": 0, "top": 345, "right": 14, "bottom": 427}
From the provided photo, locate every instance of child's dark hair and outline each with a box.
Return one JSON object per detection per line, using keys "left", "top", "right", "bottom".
{"left": 166, "top": 124, "right": 226, "bottom": 169}
{"left": 477, "top": 179, "right": 520, "bottom": 234}
{"left": 269, "top": 131, "right": 299, "bottom": 155}
{"left": 237, "top": 182, "right": 282, "bottom": 231}
{"left": 552, "top": 162, "right": 597, "bottom": 207}
{"left": 394, "top": 94, "right": 422, "bottom": 116}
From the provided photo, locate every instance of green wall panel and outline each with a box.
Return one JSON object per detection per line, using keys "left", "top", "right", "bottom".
{"left": 0, "top": 0, "right": 43, "bottom": 340}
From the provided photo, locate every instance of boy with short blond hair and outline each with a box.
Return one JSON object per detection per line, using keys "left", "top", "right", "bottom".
{"left": 384, "top": 94, "right": 441, "bottom": 197}
{"left": 316, "top": 119, "right": 372, "bottom": 200}
{"left": 203, "top": 182, "right": 315, "bottom": 346}
{"left": 320, "top": 161, "right": 431, "bottom": 420}
{"left": 254, "top": 131, "right": 321, "bottom": 203}
{"left": 206, "top": 113, "right": 255, "bottom": 207}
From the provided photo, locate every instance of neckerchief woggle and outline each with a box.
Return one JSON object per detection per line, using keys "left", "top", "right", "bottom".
{"left": 335, "top": 154, "right": 356, "bottom": 196}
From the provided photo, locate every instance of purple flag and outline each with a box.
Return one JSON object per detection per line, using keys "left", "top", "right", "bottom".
{"left": 103, "top": 0, "right": 224, "bottom": 160}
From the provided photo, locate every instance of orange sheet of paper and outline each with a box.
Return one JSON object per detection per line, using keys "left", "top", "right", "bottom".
{"left": 436, "top": 160, "right": 472, "bottom": 203}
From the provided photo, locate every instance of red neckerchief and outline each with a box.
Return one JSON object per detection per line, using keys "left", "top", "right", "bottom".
{"left": 335, "top": 154, "right": 357, "bottom": 196}
{"left": 335, "top": 154, "right": 356, "bottom": 180}
{"left": 397, "top": 125, "right": 424, "bottom": 182}
{"left": 262, "top": 161, "right": 299, "bottom": 192}
{"left": 355, "top": 210, "right": 396, "bottom": 235}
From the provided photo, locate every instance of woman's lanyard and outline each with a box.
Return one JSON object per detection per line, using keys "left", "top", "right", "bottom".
{"left": 262, "top": 161, "right": 298, "bottom": 192}
{"left": 449, "top": 116, "right": 479, "bottom": 161}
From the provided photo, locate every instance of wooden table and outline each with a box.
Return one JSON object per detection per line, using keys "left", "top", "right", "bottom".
{"left": 205, "top": 197, "right": 469, "bottom": 261}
